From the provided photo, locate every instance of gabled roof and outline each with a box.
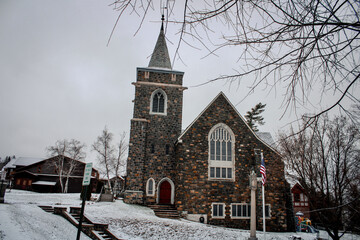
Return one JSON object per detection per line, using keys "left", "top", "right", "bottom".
{"left": 2, "top": 157, "right": 45, "bottom": 170}
{"left": 13, "top": 155, "right": 99, "bottom": 174}
{"left": 148, "top": 19, "right": 172, "bottom": 70}
{"left": 256, "top": 132, "right": 277, "bottom": 149}
{"left": 178, "top": 92, "right": 279, "bottom": 154}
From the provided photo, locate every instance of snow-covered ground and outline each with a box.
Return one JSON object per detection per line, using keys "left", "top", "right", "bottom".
{"left": 0, "top": 190, "right": 358, "bottom": 240}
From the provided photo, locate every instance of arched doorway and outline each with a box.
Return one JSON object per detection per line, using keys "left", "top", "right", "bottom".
{"left": 159, "top": 180, "right": 172, "bottom": 204}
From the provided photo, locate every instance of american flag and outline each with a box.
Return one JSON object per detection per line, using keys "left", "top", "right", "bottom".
{"left": 260, "top": 154, "right": 266, "bottom": 186}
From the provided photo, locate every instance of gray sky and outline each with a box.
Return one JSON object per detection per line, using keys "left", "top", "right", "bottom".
{"left": 0, "top": 0, "right": 348, "bottom": 168}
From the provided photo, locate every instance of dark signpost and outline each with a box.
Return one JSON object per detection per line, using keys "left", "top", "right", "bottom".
{"left": 0, "top": 171, "right": 6, "bottom": 203}
{"left": 76, "top": 162, "right": 92, "bottom": 240}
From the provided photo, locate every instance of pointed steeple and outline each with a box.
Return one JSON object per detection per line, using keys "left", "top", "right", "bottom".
{"left": 148, "top": 15, "right": 172, "bottom": 69}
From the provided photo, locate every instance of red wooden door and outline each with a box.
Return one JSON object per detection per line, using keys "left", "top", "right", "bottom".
{"left": 159, "top": 181, "right": 171, "bottom": 204}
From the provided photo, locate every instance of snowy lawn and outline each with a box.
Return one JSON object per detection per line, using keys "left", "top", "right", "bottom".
{"left": 0, "top": 190, "right": 358, "bottom": 240}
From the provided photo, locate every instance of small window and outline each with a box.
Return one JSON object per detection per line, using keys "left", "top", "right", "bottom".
{"left": 212, "top": 203, "right": 225, "bottom": 218}
{"left": 231, "top": 203, "right": 251, "bottom": 218}
{"left": 151, "top": 144, "right": 155, "bottom": 154}
{"left": 293, "top": 193, "right": 300, "bottom": 202}
{"left": 146, "top": 178, "right": 155, "bottom": 196}
{"left": 260, "top": 204, "right": 271, "bottom": 218}
{"left": 144, "top": 71, "right": 150, "bottom": 79}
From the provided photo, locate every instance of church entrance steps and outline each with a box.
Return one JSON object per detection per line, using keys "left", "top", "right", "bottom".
{"left": 38, "top": 205, "right": 121, "bottom": 240}
{"left": 149, "top": 204, "right": 180, "bottom": 219}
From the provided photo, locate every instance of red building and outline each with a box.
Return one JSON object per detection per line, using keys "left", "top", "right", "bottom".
{"left": 291, "top": 183, "right": 310, "bottom": 218}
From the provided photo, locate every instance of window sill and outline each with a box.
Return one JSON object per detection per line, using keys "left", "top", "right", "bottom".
{"left": 149, "top": 112, "right": 167, "bottom": 116}
{"left": 208, "top": 178, "right": 235, "bottom": 182}
{"left": 231, "top": 217, "right": 251, "bottom": 219}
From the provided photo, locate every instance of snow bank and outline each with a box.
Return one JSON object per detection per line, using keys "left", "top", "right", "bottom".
{"left": 0, "top": 190, "right": 358, "bottom": 240}
{"left": 0, "top": 190, "right": 90, "bottom": 240}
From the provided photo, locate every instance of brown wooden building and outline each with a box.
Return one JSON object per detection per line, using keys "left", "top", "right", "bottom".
{"left": 12, "top": 155, "right": 99, "bottom": 193}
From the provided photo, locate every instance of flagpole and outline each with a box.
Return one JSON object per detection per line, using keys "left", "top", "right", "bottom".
{"left": 262, "top": 183, "right": 266, "bottom": 240}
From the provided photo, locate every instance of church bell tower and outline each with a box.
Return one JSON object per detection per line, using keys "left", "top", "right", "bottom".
{"left": 124, "top": 17, "right": 186, "bottom": 205}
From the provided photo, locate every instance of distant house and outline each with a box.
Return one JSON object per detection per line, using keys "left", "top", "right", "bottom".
{"left": 291, "top": 183, "right": 310, "bottom": 218}
{"left": 2, "top": 157, "right": 44, "bottom": 180}
{"left": 110, "top": 176, "right": 126, "bottom": 196}
{"left": 11, "top": 155, "right": 99, "bottom": 193}
{"left": 97, "top": 176, "right": 126, "bottom": 196}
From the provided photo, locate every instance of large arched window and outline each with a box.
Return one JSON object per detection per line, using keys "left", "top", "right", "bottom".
{"left": 208, "top": 123, "right": 235, "bottom": 180}
{"left": 150, "top": 89, "right": 167, "bottom": 115}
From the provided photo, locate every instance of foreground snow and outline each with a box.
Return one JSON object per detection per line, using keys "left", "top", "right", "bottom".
{"left": 0, "top": 190, "right": 358, "bottom": 240}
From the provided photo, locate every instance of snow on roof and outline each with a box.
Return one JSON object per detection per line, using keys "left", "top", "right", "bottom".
{"left": 32, "top": 181, "right": 57, "bottom": 186}
{"left": 2, "top": 157, "right": 18, "bottom": 170}
{"left": 2, "top": 157, "right": 45, "bottom": 169}
{"left": 256, "top": 132, "right": 277, "bottom": 149}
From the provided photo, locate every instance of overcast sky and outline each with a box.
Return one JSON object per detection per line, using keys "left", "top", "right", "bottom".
{"left": 1, "top": 0, "right": 350, "bottom": 168}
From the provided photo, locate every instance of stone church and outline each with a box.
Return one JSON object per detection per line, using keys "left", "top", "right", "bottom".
{"left": 124, "top": 20, "right": 289, "bottom": 232}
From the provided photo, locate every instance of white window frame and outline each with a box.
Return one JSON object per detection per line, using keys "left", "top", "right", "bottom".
{"left": 230, "top": 203, "right": 251, "bottom": 219}
{"left": 208, "top": 123, "right": 235, "bottom": 181}
{"left": 146, "top": 178, "right": 155, "bottom": 196}
{"left": 211, "top": 203, "right": 226, "bottom": 219}
{"left": 150, "top": 89, "right": 167, "bottom": 116}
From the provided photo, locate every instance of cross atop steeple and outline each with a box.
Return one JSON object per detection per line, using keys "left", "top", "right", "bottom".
{"left": 148, "top": 15, "right": 172, "bottom": 69}
{"left": 161, "top": 14, "right": 165, "bottom": 30}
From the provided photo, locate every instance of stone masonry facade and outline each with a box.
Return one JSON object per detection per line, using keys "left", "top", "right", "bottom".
{"left": 174, "top": 93, "right": 288, "bottom": 231}
{"left": 124, "top": 22, "right": 289, "bottom": 232}
{"left": 124, "top": 67, "right": 185, "bottom": 205}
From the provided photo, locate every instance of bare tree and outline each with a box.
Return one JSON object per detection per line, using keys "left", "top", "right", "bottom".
{"left": 278, "top": 115, "right": 360, "bottom": 240}
{"left": 47, "top": 139, "right": 86, "bottom": 193}
{"left": 110, "top": 0, "right": 360, "bottom": 125}
{"left": 47, "top": 140, "right": 67, "bottom": 193}
{"left": 92, "top": 127, "right": 115, "bottom": 193}
{"left": 64, "top": 139, "right": 86, "bottom": 193}
{"left": 113, "top": 131, "right": 128, "bottom": 193}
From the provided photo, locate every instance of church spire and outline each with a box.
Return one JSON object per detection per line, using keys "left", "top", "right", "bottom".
{"left": 148, "top": 15, "right": 172, "bottom": 69}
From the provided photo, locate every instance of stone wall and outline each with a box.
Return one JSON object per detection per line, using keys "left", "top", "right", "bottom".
{"left": 124, "top": 190, "right": 144, "bottom": 204}
{"left": 125, "top": 67, "right": 185, "bottom": 204}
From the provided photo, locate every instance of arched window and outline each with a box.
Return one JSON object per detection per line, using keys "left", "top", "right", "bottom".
{"left": 208, "top": 123, "right": 235, "bottom": 180}
{"left": 146, "top": 178, "right": 155, "bottom": 196}
{"left": 150, "top": 89, "right": 167, "bottom": 115}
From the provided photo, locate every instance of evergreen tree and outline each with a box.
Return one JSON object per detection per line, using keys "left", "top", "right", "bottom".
{"left": 245, "top": 103, "right": 266, "bottom": 132}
